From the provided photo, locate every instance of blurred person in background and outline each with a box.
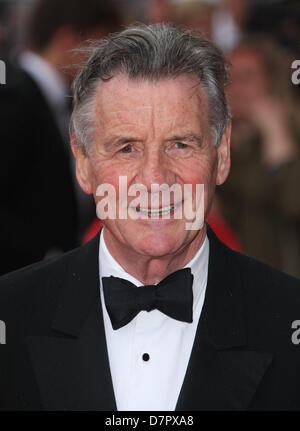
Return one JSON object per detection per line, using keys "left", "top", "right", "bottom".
{"left": 246, "top": 0, "right": 300, "bottom": 101}
{"left": 247, "top": 0, "right": 300, "bottom": 56}
{"left": 0, "top": 0, "right": 121, "bottom": 275}
{"left": 217, "top": 37, "right": 300, "bottom": 278}
{"left": 162, "top": 0, "right": 251, "bottom": 52}
{"left": 0, "top": 0, "right": 11, "bottom": 57}
{"left": 168, "top": 0, "right": 215, "bottom": 38}
{"left": 212, "top": 0, "right": 250, "bottom": 52}
{"left": 0, "top": 2, "right": 5, "bottom": 54}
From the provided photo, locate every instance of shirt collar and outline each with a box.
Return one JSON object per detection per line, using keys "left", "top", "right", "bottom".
{"left": 19, "top": 51, "right": 68, "bottom": 110}
{"left": 99, "top": 227, "right": 209, "bottom": 313}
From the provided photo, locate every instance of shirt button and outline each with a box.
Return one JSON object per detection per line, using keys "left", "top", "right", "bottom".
{"left": 142, "top": 353, "right": 150, "bottom": 361}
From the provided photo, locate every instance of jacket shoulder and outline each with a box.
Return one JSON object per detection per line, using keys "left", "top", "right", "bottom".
{"left": 208, "top": 222, "right": 300, "bottom": 293}
{"left": 208, "top": 224, "right": 300, "bottom": 318}
{"left": 209, "top": 230, "right": 300, "bottom": 348}
{"left": 230, "top": 247, "right": 300, "bottom": 293}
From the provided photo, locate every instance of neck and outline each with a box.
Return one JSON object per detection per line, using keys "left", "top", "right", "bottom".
{"left": 103, "top": 227, "right": 206, "bottom": 285}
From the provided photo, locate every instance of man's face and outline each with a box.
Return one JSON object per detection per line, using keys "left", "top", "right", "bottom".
{"left": 73, "top": 74, "right": 230, "bottom": 261}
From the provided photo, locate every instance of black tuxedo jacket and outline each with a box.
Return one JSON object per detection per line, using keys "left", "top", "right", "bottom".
{"left": 0, "top": 61, "right": 78, "bottom": 275}
{"left": 1, "top": 226, "right": 300, "bottom": 410}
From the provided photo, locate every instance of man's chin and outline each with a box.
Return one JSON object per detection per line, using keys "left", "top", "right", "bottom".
{"left": 128, "top": 231, "right": 188, "bottom": 259}
{"left": 103, "top": 219, "right": 204, "bottom": 259}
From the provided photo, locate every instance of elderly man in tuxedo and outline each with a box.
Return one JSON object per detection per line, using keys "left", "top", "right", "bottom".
{"left": 1, "top": 23, "right": 300, "bottom": 411}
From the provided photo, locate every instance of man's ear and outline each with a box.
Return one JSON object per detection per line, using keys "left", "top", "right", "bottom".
{"left": 216, "top": 121, "right": 231, "bottom": 186}
{"left": 70, "top": 136, "right": 93, "bottom": 194}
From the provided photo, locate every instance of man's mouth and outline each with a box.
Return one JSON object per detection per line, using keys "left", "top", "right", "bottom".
{"left": 134, "top": 201, "right": 182, "bottom": 217}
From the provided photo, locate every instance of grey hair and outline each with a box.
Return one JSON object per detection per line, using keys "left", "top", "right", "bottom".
{"left": 70, "top": 23, "right": 231, "bottom": 155}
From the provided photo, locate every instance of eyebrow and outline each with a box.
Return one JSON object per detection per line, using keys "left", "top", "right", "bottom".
{"left": 103, "top": 132, "right": 204, "bottom": 151}
{"left": 166, "top": 133, "right": 203, "bottom": 146}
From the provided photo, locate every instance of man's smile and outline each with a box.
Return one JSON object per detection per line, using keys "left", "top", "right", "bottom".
{"left": 132, "top": 200, "right": 183, "bottom": 217}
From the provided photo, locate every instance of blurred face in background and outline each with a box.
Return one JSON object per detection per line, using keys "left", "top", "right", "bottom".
{"left": 227, "top": 48, "right": 269, "bottom": 121}
{"left": 61, "top": 26, "right": 114, "bottom": 84}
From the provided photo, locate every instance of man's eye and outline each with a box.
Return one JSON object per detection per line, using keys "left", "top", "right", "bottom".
{"left": 174, "top": 142, "right": 188, "bottom": 149}
{"left": 120, "top": 144, "right": 133, "bottom": 153}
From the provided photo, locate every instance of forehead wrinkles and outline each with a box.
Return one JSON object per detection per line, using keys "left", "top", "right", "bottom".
{"left": 96, "top": 106, "right": 190, "bottom": 132}
{"left": 93, "top": 76, "right": 207, "bottom": 134}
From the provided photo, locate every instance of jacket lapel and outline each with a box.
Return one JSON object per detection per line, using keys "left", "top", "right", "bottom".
{"left": 176, "top": 226, "right": 273, "bottom": 410}
{"left": 26, "top": 232, "right": 117, "bottom": 411}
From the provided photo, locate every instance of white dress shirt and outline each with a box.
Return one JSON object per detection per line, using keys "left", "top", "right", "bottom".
{"left": 99, "top": 229, "right": 209, "bottom": 411}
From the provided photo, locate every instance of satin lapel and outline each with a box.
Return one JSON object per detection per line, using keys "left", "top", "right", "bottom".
{"left": 176, "top": 226, "right": 273, "bottom": 410}
{"left": 26, "top": 232, "right": 117, "bottom": 411}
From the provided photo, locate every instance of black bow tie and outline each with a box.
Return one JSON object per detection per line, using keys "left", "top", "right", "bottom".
{"left": 102, "top": 268, "right": 194, "bottom": 330}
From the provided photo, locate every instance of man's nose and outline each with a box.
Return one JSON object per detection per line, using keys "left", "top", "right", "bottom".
{"left": 136, "top": 148, "right": 175, "bottom": 191}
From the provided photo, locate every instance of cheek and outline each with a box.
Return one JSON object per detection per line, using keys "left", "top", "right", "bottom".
{"left": 90, "top": 160, "right": 138, "bottom": 215}
{"left": 182, "top": 156, "right": 216, "bottom": 187}
{"left": 182, "top": 157, "right": 217, "bottom": 213}
{"left": 90, "top": 158, "right": 120, "bottom": 190}
{"left": 88, "top": 161, "right": 119, "bottom": 211}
